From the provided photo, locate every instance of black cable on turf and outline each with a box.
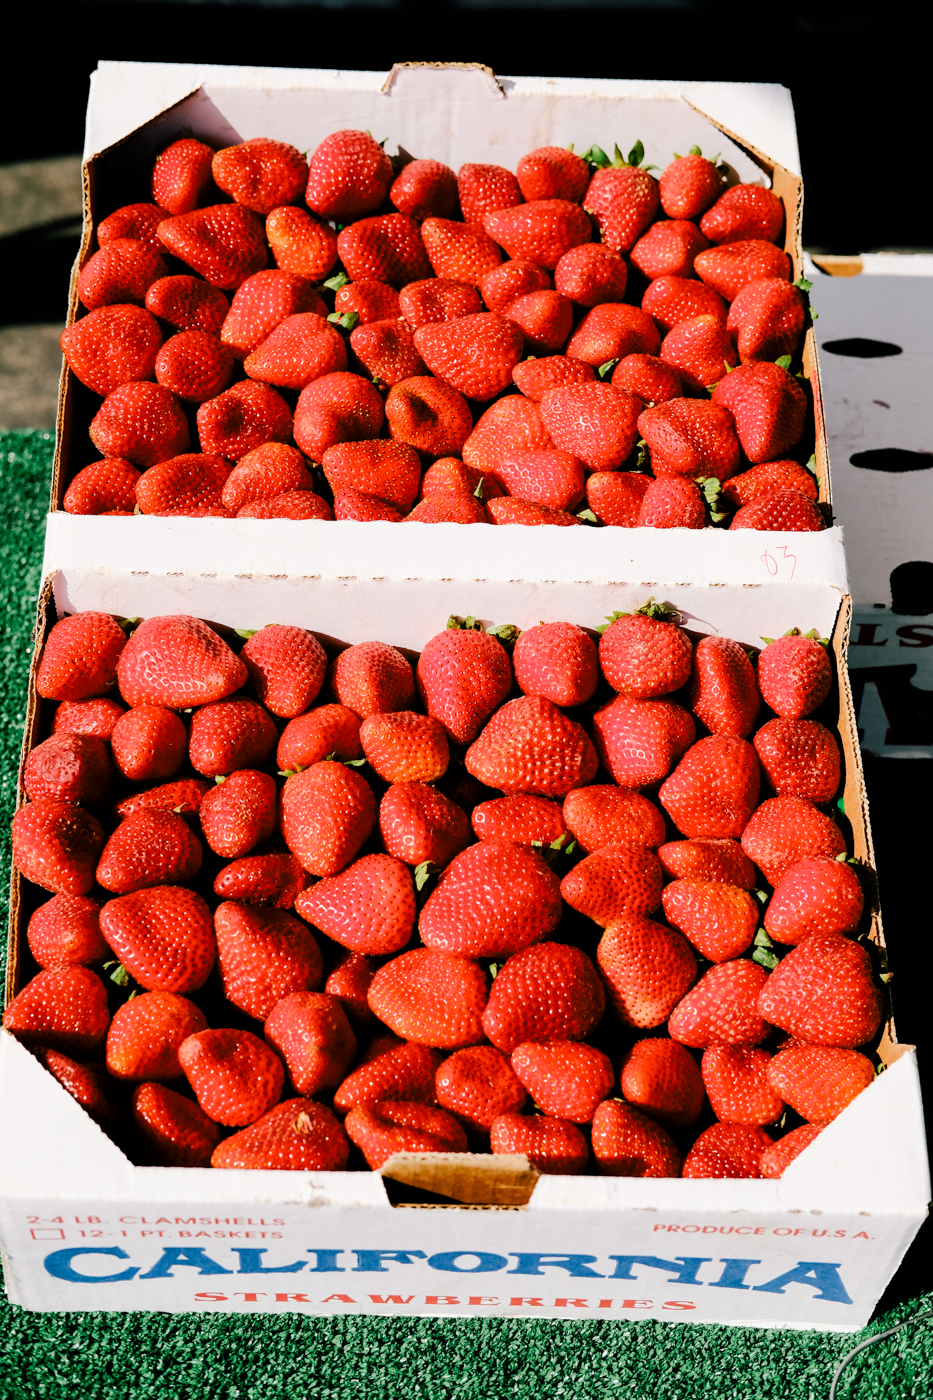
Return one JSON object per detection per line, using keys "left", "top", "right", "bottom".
{"left": 828, "top": 1308, "right": 933, "bottom": 1399}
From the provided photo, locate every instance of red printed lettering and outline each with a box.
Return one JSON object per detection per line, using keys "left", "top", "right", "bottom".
{"left": 554, "top": 1299, "right": 589, "bottom": 1308}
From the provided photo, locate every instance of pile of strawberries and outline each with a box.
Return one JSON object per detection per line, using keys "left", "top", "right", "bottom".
{"left": 4, "top": 603, "right": 882, "bottom": 1178}
{"left": 59, "top": 131, "right": 822, "bottom": 531}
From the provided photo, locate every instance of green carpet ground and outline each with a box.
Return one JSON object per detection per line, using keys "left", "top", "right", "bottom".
{"left": 0, "top": 431, "right": 930, "bottom": 1399}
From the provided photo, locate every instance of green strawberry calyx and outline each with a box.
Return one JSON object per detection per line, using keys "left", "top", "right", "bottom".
{"left": 596, "top": 598, "right": 682, "bottom": 633}
{"left": 752, "top": 930, "right": 780, "bottom": 971}
{"left": 328, "top": 310, "right": 360, "bottom": 332}
{"left": 321, "top": 271, "right": 350, "bottom": 293}
{"left": 581, "top": 139, "right": 658, "bottom": 172}
{"left": 696, "top": 476, "right": 728, "bottom": 525}
{"left": 103, "top": 960, "right": 131, "bottom": 988}
{"left": 116, "top": 616, "right": 141, "bottom": 636}
{"left": 446, "top": 615, "right": 520, "bottom": 645}
{"left": 597, "top": 358, "right": 619, "bottom": 380}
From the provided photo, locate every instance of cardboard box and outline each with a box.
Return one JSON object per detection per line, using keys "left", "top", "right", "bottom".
{"left": 1, "top": 548, "right": 926, "bottom": 1330}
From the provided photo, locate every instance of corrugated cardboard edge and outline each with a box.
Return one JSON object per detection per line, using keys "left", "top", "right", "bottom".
{"left": 381, "top": 61, "right": 504, "bottom": 98}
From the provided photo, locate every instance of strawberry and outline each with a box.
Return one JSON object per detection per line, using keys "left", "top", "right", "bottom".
{"left": 512, "top": 1041, "right": 614, "bottom": 1123}
{"left": 465, "top": 695, "right": 598, "bottom": 798}
{"left": 100, "top": 886, "right": 215, "bottom": 993}
{"left": 337, "top": 214, "right": 432, "bottom": 287}
{"left": 60, "top": 304, "right": 163, "bottom": 396}
{"left": 24, "top": 733, "right": 113, "bottom": 806}
{"left": 276, "top": 704, "right": 362, "bottom": 771}
{"left": 584, "top": 165, "right": 660, "bottom": 251}
{"left": 553, "top": 242, "right": 628, "bottom": 307}
{"left": 596, "top": 918, "right": 697, "bottom": 1030}
{"left": 730, "top": 491, "right": 825, "bottom": 532}
{"left": 2, "top": 967, "right": 109, "bottom": 1055}
{"left": 359, "top": 711, "right": 449, "bottom": 783}
{"left": 391, "top": 158, "right": 459, "bottom": 220}
{"left": 490, "top": 1113, "right": 589, "bottom": 1174}
{"left": 215, "top": 901, "right": 323, "bottom": 1020}
{"left": 504, "top": 290, "right": 573, "bottom": 354}
{"left": 293, "top": 371, "right": 385, "bottom": 461}
{"left": 178, "top": 1027, "right": 285, "bottom": 1125}
{"left": 413, "top": 313, "right": 524, "bottom": 400}
{"left": 768, "top": 1044, "right": 875, "bottom": 1124}
{"left": 662, "top": 315, "right": 741, "bottom": 398}
{"left": 512, "top": 354, "right": 595, "bottom": 401}
{"left": 727, "top": 278, "right": 806, "bottom": 363}
{"left": 197, "top": 379, "right": 293, "bottom": 461}
{"left": 154, "top": 330, "right": 235, "bottom": 403}
{"left": 759, "top": 1122, "right": 822, "bottom": 1178}
{"left": 378, "top": 781, "right": 471, "bottom": 869}
{"left": 421, "top": 219, "right": 503, "bottom": 285}
{"left": 280, "top": 761, "right": 377, "bottom": 876}
{"left": 618, "top": 1037, "right": 704, "bottom": 1129}
{"left": 765, "top": 857, "right": 864, "bottom": 945}
{"left": 667, "top": 960, "right": 770, "bottom": 1047}
{"left": 661, "top": 878, "right": 759, "bottom": 962}
{"left": 89, "top": 381, "right": 190, "bottom": 467}
{"left": 305, "top": 130, "right": 393, "bottom": 220}
{"left": 563, "top": 786, "right": 665, "bottom": 852}
{"left": 688, "top": 635, "right": 760, "bottom": 736}
{"left": 333, "top": 489, "right": 402, "bottom": 522}
{"left": 561, "top": 844, "right": 664, "bottom": 925}
{"left": 146, "top": 275, "right": 229, "bottom": 335}
{"left": 346, "top": 1100, "right": 468, "bottom": 1168}
{"left": 700, "top": 184, "right": 784, "bottom": 245}
{"left": 334, "top": 280, "right": 401, "bottom": 326}
{"left": 590, "top": 1100, "right": 682, "bottom": 1177}
{"left": 753, "top": 719, "right": 840, "bottom": 802}
{"left": 658, "top": 838, "right": 755, "bottom": 889}
{"left": 266, "top": 206, "right": 339, "bottom": 281}
{"left": 539, "top": 382, "right": 641, "bottom": 471}
{"left": 265, "top": 992, "right": 357, "bottom": 1096}
{"left": 512, "top": 622, "right": 599, "bottom": 707}
{"left": 213, "top": 1097, "right": 350, "bottom": 1170}
{"left": 11, "top": 801, "right": 106, "bottom": 895}
{"left": 420, "top": 839, "right": 562, "bottom": 957}
{"left": 471, "top": 794, "right": 567, "bottom": 847}
{"left": 694, "top": 241, "right": 792, "bottom": 302}
{"left": 566, "top": 303, "right": 661, "bottom": 366}
{"left": 659, "top": 736, "right": 761, "bottom": 839}
{"left": 324, "top": 950, "right": 378, "bottom": 1027}
{"left": 458, "top": 163, "right": 523, "bottom": 225}
{"left": 592, "top": 695, "right": 695, "bottom": 788}
{"left": 462, "top": 395, "right": 551, "bottom": 473}
{"left": 405, "top": 493, "right": 490, "bottom": 524}
{"left": 212, "top": 138, "right": 307, "bottom": 216}
{"left": 757, "top": 634, "right": 832, "bottom": 719}
{"left": 136, "top": 453, "right": 233, "bottom": 517}
{"left": 702, "top": 1044, "right": 783, "bottom": 1125}
{"left": 659, "top": 153, "right": 725, "bottom": 221}
{"left": 682, "top": 1122, "right": 773, "bottom": 1178}
{"left": 368, "top": 948, "right": 488, "bottom": 1048}
{"left": 487, "top": 499, "right": 580, "bottom": 527}
{"left": 481, "top": 260, "right": 552, "bottom": 312}
{"left": 111, "top": 706, "right": 187, "bottom": 781}
{"left": 723, "top": 460, "right": 818, "bottom": 509}
{"left": 221, "top": 443, "right": 314, "bottom": 512}
{"left": 214, "top": 852, "right": 306, "bottom": 908}
{"left": 482, "top": 941, "right": 605, "bottom": 1052}
{"left": 740, "top": 797, "right": 846, "bottom": 885}
{"left": 294, "top": 853, "right": 416, "bottom": 955}
{"left": 27, "top": 893, "right": 108, "bottom": 968}
{"left": 586, "top": 469, "right": 652, "bottom": 526}
{"left": 64, "top": 457, "right": 142, "bottom": 515}
{"left": 484, "top": 200, "right": 591, "bottom": 270}
{"left": 631, "top": 220, "right": 710, "bottom": 281}
{"left": 132, "top": 1082, "right": 223, "bottom": 1167}
{"left": 105, "top": 990, "right": 207, "bottom": 1081}
{"left": 349, "top": 318, "right": 428, "bottom": 389}
{"left": 151, "top": 138, "right": 215, "bottom": 216}
{"left": 385, "top": 377, "right": 472, "bottom": 457}
{"left": 78, "top": 240, "right": 168, "bottom": 311}
{"left": 245, "top": 313, "right": 348, "bottom": 390}
{"left": 157, "top": 205, "right": 268, "bottom": 289}
{"left": 641, "top": 275, "right": 728, "bottom": 336}
{"left": 599, "top": 605, "right": 693, "bottom": 698}
{"left": 334, "top": 1039, "right": 442, "bottom": 1113}
{"left": 417, "top": 626, "right": 512, "bottom": 745}
{"left": 517, "top": 147, "right": 589, "bottom": 203}
{"left": 238, "top": 624, "right": 326, "bottom": 719}
{"left": 96, "top": 809, "right": 202, "bottom": 894}
{"left": 610, "top": 354, "right": 682, "bottom": 406}
{"left": 54, "top": 697, "right": 126, "bottom": 741}
{"left": 188, "top": 699, "right": 277, "bottom": 777}
{"left": 712, "top": 348, "right": 808, "bottom": 462}
{"left": 398, "top": 278, "right": 482, "bottom": 327}
{"left": 198, "top": 770, "right": 278, "bottom": 858}
{"left": 435, "top": 1046, "right": 527, "bottom": 1131}
{"left": 114, "top": 778, "right": 210, "bottom": 820}
{"left": 330, "top": 640, "right": 415, "bottom": 717}
{"left": 759, "top": 931, "right": 882, "bottom": 1047}
{"left": 31, "top": 1047, "right": 117, "bottom": 1127}
{"left": 221, "top": 270, "right": 324, "bottom": 360}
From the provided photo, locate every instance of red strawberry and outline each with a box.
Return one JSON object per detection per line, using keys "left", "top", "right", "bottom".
{"left": 293, "top": 371, "right": 384, "bottom": 461}
{"left": 631, "top": 220, "right": 710, "bottom": 280}
{"left": 406, "top": 492, "right": 490, "bottom": 525}
{"left": 391, "top": 159, "right": 459, "bottom": 219}
{"left": 105, "top": 990, "right": 207, "bottom": 1081}
{"left": 413, "top": 313, "right": 524, "bottom": 400}
{"left": 689, "top": 635, "right": 760, "bottom": 736}
{"left": 553, "top": 242, "right": 628, "bottom": 307}
{"left": 114, "top": 778, "right": 210, "bottom": 821}
{"left": 214, "top": 852, "right": 306, "bottom": 908}
{"left": 641, "top": 275, "right": 728, "bottom": 335}
{"left": 584, "top": 165, "right": 660, "bottom": 251}
{"left": 214, "top": 1097, "right": 349, "bottom": 1170}
{"left": 462, "top": 395, "right": 551, "bottom": 473}
{"left": 512, "top": 1041, "right": 614, "bottom": 1123}
{"left": 221, "top": 269, "right": 325, "bottom": 360}
{"left": 100, "top": 887, "right": 215, "bottom": 993}
{"left": 682, "top": 1122, "right": 773, "bottom": 1177}
{"left": 660, "top": 315, "right": 738, "bottom": 391}
{"left": 471, "top": 794, "right": 567, "bottom": 847}
{"left": 667, "top": 960, "right": 770, "bottom": 1047}
{"left": 662, "top": 879, "right": 759, "bottom": 962}
{"left": 64, "top": 457, "right": 142, "bottom": 515}
{"left": 700, "top": 184, "right": 784, "bottom": 245}
{"left": 245, "top": 313, "right": 347, "bottom": 390}
{"left": 421, "top": 219, "right": 503, "bottom": 285}
{"left": 465, "top": 696, "right": 598, "bottom": 798}
{"left": 2, "top": 967, "right": 109, "bottom": 1055}
{"left": 599, "top": 606, "right": 693, "bottom": 698}
{"left": 512, "top": 354, "right": 596, "bottom": 401}
{"left": 212, "top": 138, "right": 307, "bottom": 215}
{"left": 221, "top": 443, "right": 314, "bottom": 512}
{"left": 346, "top": 1100, "right": 468, "bottom": 1167}
{"left": 32, "top": 1047, "right": 118, "bottom": 1126}
{"left": 24, "top": 733, "right": 112, "bottom": 806}
{"left": 158, "top": 205, "right": 268, "bottom": 289}
{"left": 27, "top": 893, "right": 107, "bottom": 968}
{"left": 728, "top": 278, "right": 806, "bottom": 363}
{"left": 517, "top": 147, "right": 589, "bottom": 203}
{"left": 420, "top": 840, "right": 562, "bottom": 957}
{"left": 146, "top": 275, "right": 229, "bottom": 335}
{"left": 481, "top": 260, "right": 552, "bottom": 312}
{"left": 765, "top": 857, "right": 864, "bottom": 945}
{"left": 276, "top": 704, "right": 362, "bottom": 771}
{"left": 561, "top": 844, "right": 664, "bottom": 925}
{"left": 760, "top": 1123, "right": 822, "bottom": 1178}
{"left": 435, "top": 1046, "right": 527, "bottom": 1131}
{"left": 360, "top": 711, "right": 449, "bottom": 783}
{"left": 349, "top": 318, "right": 427, "bottom": 389}
{"left": 96, "top": 809, "right": 202, "bottom": 894}
{"left": 197, "top": 379, "right": 293, "bottom": 461}
{"left": 136, "top": 453, "right": 233, "bottom": 517}
{"left": 294, "top": 853, "right": 416, "bottom": 955}
{"left": 563, "top": 786, "right": 664, "bottom": 852}
{"left": 378, "top": 781, "right": 471, "bottom": 869}
{"left": 265, "top": 992, "right": 357, "bottom": 1096}
{"left": 610, "top": 354, "right": 682, "bottom": 406}
{"left": 619, "top": 1037, "right": 704, "bottom": 1129}
{"left": 695, "top": 240, "right": 792, "bottom": 302}
{"left": 504, "top": 290, "right": 573, "bottom": 354}
{"left": 753, "top": 719, "right": 840, "bottom": 802}
{"left": 215, "top": 902, "right": 322, "bottom": 1020}
{"left": 324, "top": 950, "right": 377, "bottom": 1027}
{"left": 250, "top": 487, "right": 340, "bottom": 520}
{"left": 591, "top": 1100, "right": 682, "bottom": 1177}
{"left": 417, "top": 626, "right": 512, "bottom": 745}
{"left": 757, "top": 634, "right": 832, "bottom": 719}
{"left": 585, "top": 469, "right": 652, "bottom": 526}
{"left": 238, "top": 624, "right": 326, "bottom": 719}
{"left": 133, "top": 1081, "right": 224, "bottom": 1166}
{"left": 60, "top": 304, "right": 163, "bottom": 396}
{"left": 334, "top": 280, "right": 401, "bottom": 326}
{"left": 592, "top": 695, "right": 695, "bottom": 788}
{"left": 703, "top": 1044, "right": 783, "bottom": 1125}
{"left": 368, "top": 948, "right": 488, "bottom": 1048}
{"left": 484, "top": 200, "right": 591, "bottom": 270}
{"left": 658, "top": 838, "right": 755, "bottom": 889}
{"left": 78, "top": 240, "right": 168, "bottom": 311}
{"left": 198, "top": 769, "right": 278, "bottom": 858}
{"left": 266, "top": 206, "right": 339, "bottom": 281}
{"left": 540, "top": 382, "right": 641, "bottom": 471}
{"left": 334, "top": 1039, "right": 442, "bottom": 1113}
{"left": 759, "top": 932, "right": 882, "bottom": 1047}
{"left": 398, "top": 278, "right": 482, "bottom": 327}
{"left": 740, "top": 797, "right": 846, "bottom": 885}
{"left": 712, "top": 341, "right": 809, "bottom": 461}
{"left": 659, "top": 736, "right": 761, "bottom": 839}
{"left": 11, "top": 801, "right": 106, "bottom": 895}
{"left": 768, "top": 1045, "right": 875, "bottom": 1123}
{"left": 330, "top": 640, "right": 415, "bottom": 718}
{"left": 566, "top": 303, "right": 661, "bottom": 366}
{"left": 281, "top": 761, "right": 377, "bottom": 876}
{"left": 305, "top": 130, "right": 393, "bottom": 220}
{"left": 487, "top": 498, "right": 580, "bottom": 528}
{"left": 458, "top": 163, "right": 523, "bottom": 225}
{"left": 178, "top": 1027, "right": 284, "bottom": 1125}
{"left": 111, "top": 706, "right": 187, "bottom": 782}
{"left": 730, "top": 490, "right": 825, "bottom": 532}
{"left": 188, "top": 699, "right": 277, "bottom": 777}
{"left": 53, "top": 697, "right": 126, "bottom": 741}
{"left": 723, "top": 460, "right": 818, "bottom": 508}
{"left": 482, "top": 942, "right": 605, "bottom": 1052}
{"left": 490, "top": 1113, "right": 589, "bottom": 1174}
{"left": 385, "top": 377, "right": 473, "bottom": 457}
{"left": 151, "top": 138, "right": 215, "bottom": 216}
{"left": 154, "top": 330, "right": 235, "bottom": 403}
{"left": 659, "top": 152, "right": 725, "bottom": 221}
{"left": 337, "top": 214, "right": 432, "bottom": 287}
{"left": 512, "top": 622, "right": 598, "bottom": 707}
{"left": 90, "top": 381, "right": 190, "bottom": 467}
{"left": 591, "top": 918, "right": 694, "bottom": 1030}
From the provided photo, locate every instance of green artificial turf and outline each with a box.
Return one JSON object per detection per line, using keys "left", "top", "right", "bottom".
{"left": 0, "top": 430, "right": 930, "bottom": 1400}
